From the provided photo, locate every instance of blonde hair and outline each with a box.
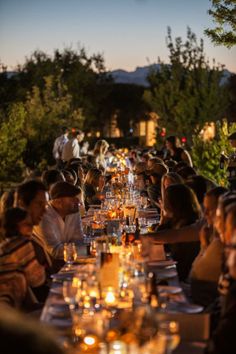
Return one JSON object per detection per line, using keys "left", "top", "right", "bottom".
{"left": 93, "top": 140, "right": 109, "bottom": 156}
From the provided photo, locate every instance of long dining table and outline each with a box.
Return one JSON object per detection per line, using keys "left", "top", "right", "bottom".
{"left": 40, "top": 206, "right": 209, "bottom": 354}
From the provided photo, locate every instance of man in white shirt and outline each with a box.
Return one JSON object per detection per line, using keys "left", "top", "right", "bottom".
{"left": 52, "top": 127, "right": 69, "bottom": 168}
{"left": 33, "top": 181, "right": 84, "bottom": 259}
{"left": 62, "top": 130, "right": 84, "bottom": 163}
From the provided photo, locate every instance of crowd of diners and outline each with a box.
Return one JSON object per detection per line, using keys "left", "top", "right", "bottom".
{"left": 0, "top": 131, "right": 236, "bottom": 354}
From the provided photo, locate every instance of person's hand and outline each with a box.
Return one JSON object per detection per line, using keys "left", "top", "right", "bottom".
{"left": 199, "top": 224, "right": 212, "bottom": 250}
{"left": 98, "top": 175, "right": 105, "bottom": 192}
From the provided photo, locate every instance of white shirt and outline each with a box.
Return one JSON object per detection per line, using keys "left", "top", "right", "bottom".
{"left": 62, "top": 138, "right": 81, "bottom": 162}
{"left": 52, "top": 134, "right": 69, "bottom": 159}
{"left": 33, "top": 203, "right": 84, "bottom": 259}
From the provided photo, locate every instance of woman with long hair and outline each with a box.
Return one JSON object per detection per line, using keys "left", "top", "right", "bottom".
{"left": 165, "top": 135, "right": 193, "bottom": 166}
{"left": 158, "top": 183, "right": 202, "bottom": 280}
{"left": 84, "top": 168, "right": 105, "bottom": 209}
{"left": 92, "top": 139, "right": 109, "bottom": 171}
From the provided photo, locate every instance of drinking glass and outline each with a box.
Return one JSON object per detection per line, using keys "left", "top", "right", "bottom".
{"left": 157, "top": 321, "right": 180, "bottom": 354}
{"left": 63, "top": 242, "right": 77, "bottom": 267}
{"left": 63, "top": 280, "right": 78, "bottom": 312}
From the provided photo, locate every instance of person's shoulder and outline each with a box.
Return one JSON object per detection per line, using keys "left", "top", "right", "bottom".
{"left": 0, "top": 237, "right": 28, "bottom": 256}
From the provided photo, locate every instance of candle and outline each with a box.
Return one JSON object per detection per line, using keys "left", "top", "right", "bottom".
{"left": 109, "top": 340, "right": 127, "bottom": 354}
{"left": 104, "top": 287, "right": 117, "bottom": 307}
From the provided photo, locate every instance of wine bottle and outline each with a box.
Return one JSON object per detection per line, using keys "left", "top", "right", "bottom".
{"left": 147, "top": 272, "right": 159, "bottom": 308}
{"left": 134, "top": 217, "right": 140, "bottom": 241}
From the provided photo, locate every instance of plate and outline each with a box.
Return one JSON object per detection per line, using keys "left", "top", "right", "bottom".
{"left": 148, "top": 260, "right": 177, "bottom": 267}
{"left": 51, "top": 272, "right": 74, "bottom": 282}
{"left": 48, "top": 305, "right": 70, "bottom": 317}
{"left": 157, "top": 285, "right": 182, "bottom": 294}
{"left": 154, "top": 269, "right": 178, "bottom": 280}
{"left": 164, "top": 302, "right": 204, "bottom": 314}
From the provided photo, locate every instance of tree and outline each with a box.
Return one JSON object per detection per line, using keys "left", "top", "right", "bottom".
{"left": 144, "top": 27, "right": 228, "bottom": 142}
{"left": 0, "top": 103, "right": 27, "bottom": 181}
{"left": 192, "top": 120, "right": 236, "bottom": 185}
{"left": 205, "top": 0, "right": 236, "bottom": 48}
{"left": 0, "top": 48, "right": 113, "bottom": 129}
{"left": 23, "top": 75, "right": 84, "bottom": 168}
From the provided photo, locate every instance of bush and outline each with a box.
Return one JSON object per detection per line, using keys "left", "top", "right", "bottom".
{"left": 192, "top": 120, "right": 236, "bottom": 186}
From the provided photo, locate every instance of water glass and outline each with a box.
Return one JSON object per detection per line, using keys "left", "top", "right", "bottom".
{"left": 63, "top": 280, "right": 78, "bottom": 312}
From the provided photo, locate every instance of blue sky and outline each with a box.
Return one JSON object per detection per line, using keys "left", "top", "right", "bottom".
{"left": 0, "top": 0, "right": 235, "bottom": 72}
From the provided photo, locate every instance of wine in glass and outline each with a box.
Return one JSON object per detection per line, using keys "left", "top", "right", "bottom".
{"left": 63, "top": 242, "right": 77, "bottom": 268}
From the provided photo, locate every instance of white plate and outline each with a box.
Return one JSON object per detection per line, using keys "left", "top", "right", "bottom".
{"left": 155, "top": 269, "right": 178, "bottom": 279}
{"left": 157, "top": 285, "right": 182, "bottom": 294}
{"left": 165, "top": 302, "right": 204, "bottom": 314}
{"left": 148, "top": 260, "right": 177, "bottom": 267}
{"left": 51, "top": 272, "right": 74, "bottom": 281}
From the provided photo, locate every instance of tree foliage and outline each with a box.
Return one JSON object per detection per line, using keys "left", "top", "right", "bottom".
{"left": 205, "top": 0, "right": 236, "bottom": 48}
{"left": 192, "top": 120, "right": 236, "bottom": 185}
{"left": 0, "top": 103, "right": 27, "bottom": 181}
{"left": 0, "top": 48, "right": 113, "bottom": 128}
{"left": 23, "top": 75, "right": 84, "bottom": 168}
{"left": 144, "top": 27, "right": 228, "bottom": 141}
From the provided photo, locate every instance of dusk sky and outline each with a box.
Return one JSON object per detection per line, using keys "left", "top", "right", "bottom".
{"left": 0, "top": 0, "right": 236, "bottom": 73}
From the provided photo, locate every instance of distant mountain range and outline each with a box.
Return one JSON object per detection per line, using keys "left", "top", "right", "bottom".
{"left": 110, "top": 64, "right": 233, "bottom": 86}
{"left": 5, "top": 64, "right": 233, "bottom": 86}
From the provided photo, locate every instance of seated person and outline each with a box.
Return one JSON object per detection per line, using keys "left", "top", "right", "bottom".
{"left": 34, "top": 181, "right": 84, "bottom": 260}
{"left": 190, "top": 187, "right": 227, "bottom": 306}
{"left": 206, "top": 232, "right": 236, "bottom": 354}
{"left": 84, "top": 168, "right": 105, "bottom": 209}
{"left": 0, "top": 305, "right": 64, "bottom": 354}
{"left": 16, "top": 180, "right": 57, "bottom": 276}
{"left": 156, "top": 183, "right": 201, "bottom": 281}
{"left": 0, "top": 208, "right": 46, "bottom": 309}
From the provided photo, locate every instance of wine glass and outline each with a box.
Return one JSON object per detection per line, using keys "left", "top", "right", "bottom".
{"left": 63, "top": 280, "right": 78, "bottom": 313}
{"left": 157, "top": 320, "right": 180, "bottom": 354}
{"left": 63, "top": 242, "right": 77, "bottom": 269}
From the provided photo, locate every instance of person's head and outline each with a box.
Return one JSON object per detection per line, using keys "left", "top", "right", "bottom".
{"left": 135, "top": 172, "right": 149, "bottom": 191}
{"left": 164, "top": 159, "right": 177, "bottom": 172}
{"left": 69, "top": 163, "right": 85, "bottom": 186}
{"left": 161, "top": 172, "right": 184, "bottom": 191}
{"left": 73, "top": 129, "right": 84, "bottom": 143}
{"left": 227, "top": 233, "right": 236, "bottom": 279}
{"left": 41, "top": 169, "right": 65, "bottom": 191}
{"left": 203, "top": 186, "right": 228, "bottom": 226}
{"left": 0, "top": 306, "right": 64, "bottom": 354}
{"left": 148, "top": 163, "right": 169, "bottom": 185}
{"left": 214, "top": 193, "right": 236, "bottom": 243}
{"left": 61, "top": 169, "right": 77, "bottom": 185}
{"left": 225, "top": 203, "right": 236, "bottom": 244}
{"left": 177, "top": 166, "right": 196, "bottom": 181}
{"left": 186, "top": 175, "right": 208, "bottom": 205}
{"left": 166, "top": 136, "right": 180, "bottom": 150}
{"left": 62, "top": 126, "right": 69, "bottom": 136}
{"left": 1, "top": 207, "right": 33, "bottom": 239}
{"left": 85, "top": 168, "right": 104, "bottom": 188}
{"left": 134, "top": 162, "right": 147, "bottom": 175}
{"left": 16, "top": 180, "right": 47, "bottom": 226}
{"left": 0, "top": 190, "right": 15, "bottom": 214}
{"left": 49, "top": 181, "right": 82, "bottom": 217}
{"left": 163, "top": 184, "right": 201, "bottom": 226}
{"left": 93, "top": 139, "right": 109, "bottom": 156}
{"left": 147, "top": 157, "right": 164, "bottom": 170}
